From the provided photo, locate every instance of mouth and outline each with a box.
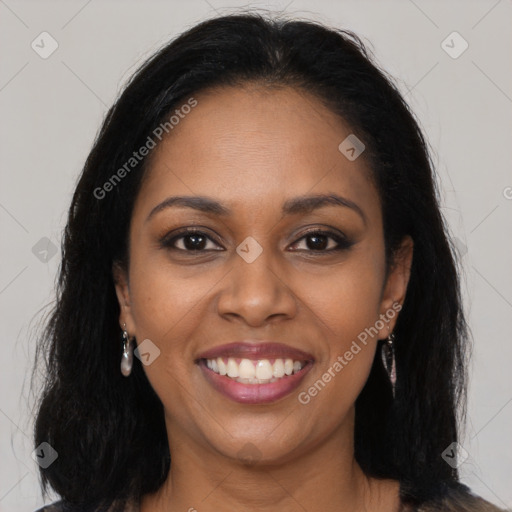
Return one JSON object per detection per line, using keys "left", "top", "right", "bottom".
{"left": 195, "top": 341, "right": 315, "bottom": 404}
{"left": 201, "top": 356, "right": 309, "bottom": 383}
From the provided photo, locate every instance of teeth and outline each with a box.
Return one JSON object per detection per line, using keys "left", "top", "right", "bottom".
{"left": 239, "top": 359, "right": 255, "bottom": 379}
{"left": 255, "top": 360, "right": 273, "bottom": 380}
{"left": 218, "top": 358, "right": 227, "bottom": 375}
{"left": 205, "top": 357, "right": 307, "bottom": 383}
{"left": 226, "top": 358, "right": 239, "bottom": 378}
{"left": 273, "top": 358, "right": 285, "bottom": 378}
{"left": 235, "top": 376, "right": 278, "bottom": 384}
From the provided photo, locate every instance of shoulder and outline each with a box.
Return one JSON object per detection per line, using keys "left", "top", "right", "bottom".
{"left": 34, "top": 502, "right": 68, "bottom": 512}
{"left": 34, "top": 498, "right": 140, "bottom": 512}
{"left": 413, "top": 485, "right": 507, "bottom": 511}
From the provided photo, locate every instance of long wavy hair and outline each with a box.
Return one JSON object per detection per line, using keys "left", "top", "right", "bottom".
{"left": 32, "top": 12, "right": 469, "bottom": 511}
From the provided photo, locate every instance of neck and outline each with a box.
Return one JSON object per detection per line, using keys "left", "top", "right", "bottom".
{"left": 141, "top": 410, "right": 400, "bottom": 512}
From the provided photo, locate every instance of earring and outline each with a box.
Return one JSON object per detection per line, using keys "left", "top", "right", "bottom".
{"left": 120, "top": 324, "right": 133, "bottom": 377}
{"left": 381, "top": 332, "right": 397, "bottom": 398}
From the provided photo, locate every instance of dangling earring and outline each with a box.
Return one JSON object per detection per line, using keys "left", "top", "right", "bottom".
{"left": 381, "top": 332, "right": 397, "bottom": 398}
{"left": 121, "top": 323, "right": 133, "bottom": 377}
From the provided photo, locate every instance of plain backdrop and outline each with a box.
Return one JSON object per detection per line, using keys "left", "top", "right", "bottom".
{"left": 0, "top": 1, "right": 511, "bottom": 510}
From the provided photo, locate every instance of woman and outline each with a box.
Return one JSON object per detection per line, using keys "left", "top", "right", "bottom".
{"left": 32, "top": 12, "right": 505, "bottom": 512}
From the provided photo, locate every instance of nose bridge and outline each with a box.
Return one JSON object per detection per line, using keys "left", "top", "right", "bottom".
{"left": 235, "top": 243, "right": 278, "bottom": 291}
{"left": 216, "top": 238, "right": 296, "bottom": 325}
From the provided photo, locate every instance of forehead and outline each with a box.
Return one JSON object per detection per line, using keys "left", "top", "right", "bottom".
{"left": 135, "top": 84, "right": 380, "bottom": 222}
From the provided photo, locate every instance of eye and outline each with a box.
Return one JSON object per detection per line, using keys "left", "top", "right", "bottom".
{"left": 160, "top": 229, "right": 223, "bottom": 252}
{"left": 290, "top": 229, "right": 353, "bottom": 253}
{"left": 160, "top": 227, "right": 353, "bottom": 254}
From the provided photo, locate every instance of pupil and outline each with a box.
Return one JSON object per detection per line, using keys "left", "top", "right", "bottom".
{"left": 308, "top": 234, "right": 328, "bottom": 250}
{"left": 184, "top": 234, "right": 206, "bottom": 250}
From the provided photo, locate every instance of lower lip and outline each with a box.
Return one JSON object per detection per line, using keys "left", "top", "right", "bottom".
{"left": 198, "top": 359, "right": 314, "bottom": 404}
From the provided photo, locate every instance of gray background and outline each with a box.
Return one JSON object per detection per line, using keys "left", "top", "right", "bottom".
{"left": 0, "top": 0, "right": 511, "bottom": 510}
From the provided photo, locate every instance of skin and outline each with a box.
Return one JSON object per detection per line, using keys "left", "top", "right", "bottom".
{"left": 114, "top": 83, "right": 413, "bottom": 512}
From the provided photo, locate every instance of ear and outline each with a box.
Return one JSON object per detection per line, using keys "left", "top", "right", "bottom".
{"left": 113, "top": 262, "right": 136, "bottom": 335}
{"left": 376, "top": 235, "right": 414, "bottom": 339}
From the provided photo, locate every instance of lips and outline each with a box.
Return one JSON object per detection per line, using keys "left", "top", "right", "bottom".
{"left": 196, "top": 341, "right": 315, "bottom": 362}
{"left": 195, "top": 341, "right": 315, "bottom": 404}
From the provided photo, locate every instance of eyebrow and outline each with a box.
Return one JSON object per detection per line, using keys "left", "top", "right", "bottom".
{"left": 146, "top": 193, "right": 367, "bottom": 225}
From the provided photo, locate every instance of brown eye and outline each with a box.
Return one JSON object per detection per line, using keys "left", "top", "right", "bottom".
{"left": 304, "top": 233, "right": 331, "bottom": 251}
{"left": 160, "top": 229, "right": 223, "bottom": 252}
{"left": 290, "top": 230, "right": 353, "bottom": 253}
{"left": 179, "top": 233, "right": 208, "bottom": 250}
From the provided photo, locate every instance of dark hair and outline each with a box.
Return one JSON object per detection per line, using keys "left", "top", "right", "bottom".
{"left": 32, "top": 12, "right": 469, "bottom": 511}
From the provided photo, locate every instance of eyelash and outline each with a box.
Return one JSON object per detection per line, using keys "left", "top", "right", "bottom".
{"left": 159, "top": 227, "right": 353, "bottom": 254}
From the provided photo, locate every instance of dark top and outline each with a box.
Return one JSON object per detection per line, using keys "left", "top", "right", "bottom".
{"left": 35, "top": 485, "right": 507, "bottom": 512}
{"left": 34, "top": 495, "right": 140, "bottom": 512}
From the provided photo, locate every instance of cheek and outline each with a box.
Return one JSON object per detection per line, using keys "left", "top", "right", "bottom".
{"left": 128, "top": 253, "right": 220, "bottom": 339}
{"left": 295, "top": 258, "right": 383, "bottom": 424}
{"left": 125, "top": 257, "right": 212, "bottom": 398}
{"left": 303, "top": 251, "right": 385, "bottom": 341}
{"left": 296, "top": 245, "right": 385, "bottom": 404}
{"left": 126, "top": 260, "right": 207, "bottom": 413}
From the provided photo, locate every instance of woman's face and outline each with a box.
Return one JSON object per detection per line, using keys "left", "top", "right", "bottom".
{"left": 115, "top": 84, "right": 412, "bottom": 465}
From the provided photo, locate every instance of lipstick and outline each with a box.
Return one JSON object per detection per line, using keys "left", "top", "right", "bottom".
{"left": 196, "top": 341, "right": 314, "bottom": 404}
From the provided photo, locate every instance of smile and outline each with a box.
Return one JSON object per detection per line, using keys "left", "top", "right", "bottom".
{"left": 197, "top": 358, "right": 314, "bottom": 404}
{"left": 204, "top": 357, "right": 307, "bottom": 384}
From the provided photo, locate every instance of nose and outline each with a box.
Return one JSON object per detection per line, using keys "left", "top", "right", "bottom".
{"left": 216, "top": 247, "right": 298, "bottom": 327}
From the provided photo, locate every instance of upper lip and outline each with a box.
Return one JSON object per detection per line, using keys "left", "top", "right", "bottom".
{"left": 196, "top": 341, "right": 315, "bottom": 362}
